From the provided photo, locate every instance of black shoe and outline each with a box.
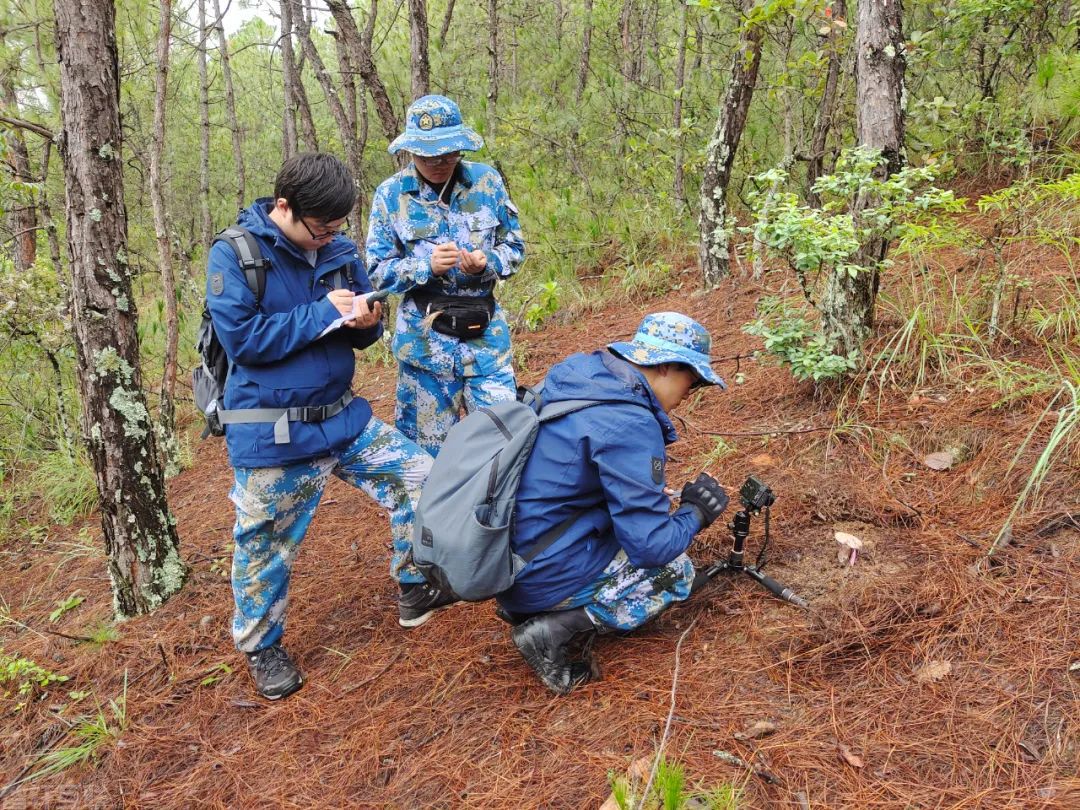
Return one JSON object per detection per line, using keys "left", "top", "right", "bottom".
{"left": 246, "top": 644, "right": 303, "bottom": 700}
{"left": 494, "top": 603, "right": 536, "bottom": 626}
{"left": 511, "top": 608, "right": 597, "bottom": 695}
{"left": 398, "top": 582, "right": 459, "bottom": 628}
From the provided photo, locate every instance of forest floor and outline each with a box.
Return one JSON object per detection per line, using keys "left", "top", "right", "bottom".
{"left": 1, "top": 230, "right": 1078, "bottom": 808}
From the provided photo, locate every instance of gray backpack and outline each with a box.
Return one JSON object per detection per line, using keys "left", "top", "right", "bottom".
{"left": 412, "top": 392, "right": 602, "bottom": 601}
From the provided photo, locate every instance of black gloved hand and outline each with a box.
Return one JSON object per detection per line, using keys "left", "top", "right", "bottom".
{"left": 680, "top": 473, "right": 729, "bottom": 530}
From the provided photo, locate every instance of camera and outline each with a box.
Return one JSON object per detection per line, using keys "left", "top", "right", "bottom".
{"left": 739, "top": 476, "right": 775, "bottom": 512}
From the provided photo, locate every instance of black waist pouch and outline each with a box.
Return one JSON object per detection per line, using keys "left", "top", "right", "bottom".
{"left": 409, "top": 288, "right": 496, "bottom": 340}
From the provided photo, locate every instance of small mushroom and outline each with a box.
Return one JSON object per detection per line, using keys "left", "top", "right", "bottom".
{"left": 835, "top": 531, "right": 863, "bottom": 566}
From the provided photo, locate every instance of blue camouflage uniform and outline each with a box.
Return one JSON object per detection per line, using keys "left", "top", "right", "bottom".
{"left": 366, "top": 95, "right": 526, "bottom": 455}
{"left": 207, "top": 199, "right": 433, "bottom": 654}
{"left": 499, "top": 313, "right": 727, "bottom": 632}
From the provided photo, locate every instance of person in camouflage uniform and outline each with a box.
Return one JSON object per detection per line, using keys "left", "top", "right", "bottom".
{"left": 366, "top": 95, "right": 526, "bottom": 455}
{"left": 496, "top": 312, "right": 731, "bottom": 694}
{"left": 206, "top": 154, "right": 457, "bottom": 701}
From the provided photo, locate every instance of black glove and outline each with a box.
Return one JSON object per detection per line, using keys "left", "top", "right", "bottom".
{"left": 680, "top": 473, "right": 729, "bottom": 530}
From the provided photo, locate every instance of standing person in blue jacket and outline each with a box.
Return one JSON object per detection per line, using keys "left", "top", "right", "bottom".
{"left": 365, "top": 95, "right": 526, "bottom": 456}
{"left": 206, "top": 153, "right": 456, "bottom": 701}
{"left": 497, "top": 312, "right": 731, "bottom": 695}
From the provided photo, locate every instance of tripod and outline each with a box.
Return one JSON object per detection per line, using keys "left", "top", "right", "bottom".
{"left": 702, "top": 505, "right": 808, "bottom": 609}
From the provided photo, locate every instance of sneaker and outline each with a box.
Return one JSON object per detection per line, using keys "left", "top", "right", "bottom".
{"left": 246, "top": 644, "right": 303, "bottom": 700}
{"left": 398, "top": 582, "right": 459, "bottom": 628}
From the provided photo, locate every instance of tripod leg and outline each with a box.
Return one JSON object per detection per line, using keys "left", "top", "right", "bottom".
{"left": 744, "top": 566, "right": 808, "bottom": 608}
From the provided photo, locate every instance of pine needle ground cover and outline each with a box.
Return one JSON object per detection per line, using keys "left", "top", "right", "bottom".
{"left": 0, "top": 231, "right": 1077, "bottom": 808}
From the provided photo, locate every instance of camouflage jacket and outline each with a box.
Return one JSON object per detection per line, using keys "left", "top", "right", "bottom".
{"left": 365, "top": 161, "right": 525, "bottom": 375}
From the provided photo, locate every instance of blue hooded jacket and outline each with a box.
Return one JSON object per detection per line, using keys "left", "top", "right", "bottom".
{"left": 498, "top": 350, "right": 702, "bottom": 613}
{"left": 205, "top": 199, "right": 382, "bottom": 468}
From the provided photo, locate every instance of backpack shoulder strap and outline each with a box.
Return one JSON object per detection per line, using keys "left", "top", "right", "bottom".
{"left": 537, "top": 399, "right": 603, "bottom": 422}
{"left": 213, "top": 226, "right": 269, "bottom": 305}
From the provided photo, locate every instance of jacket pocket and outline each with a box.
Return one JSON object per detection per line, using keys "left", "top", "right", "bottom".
{"left": 464, "top": 212, "right": 499, "bottom": 252}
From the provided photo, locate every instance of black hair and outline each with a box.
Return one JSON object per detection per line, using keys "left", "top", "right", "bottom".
{"left": 273, "top": 153, "right": 356, "bottom": 222}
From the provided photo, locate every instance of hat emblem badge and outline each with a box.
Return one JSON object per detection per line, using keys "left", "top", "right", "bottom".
{"left": 418, "top": 113, "right": 434, "bottom": 131}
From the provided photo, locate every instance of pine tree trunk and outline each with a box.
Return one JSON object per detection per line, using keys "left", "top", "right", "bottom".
{"left": 39, "top": 141, "right": 64, "bottom": 280}
{"left": 324, "top": 0, "right": 401, "bottom": 145}
{"left": 487, "top": 0, "right": 499, "bottom": 142}
{"left": 438, "top": 0, "right": 456, "bottom": 48}
{"left": 575, "top": 0, "right": 594, "bottom": 103}
{"left": 150, "top": 0, "right": 179, "bottom": 472}
{"left": 698, "top": 0, "right": 764, "bottom": 288}
{"left": 290, "top": 0, "right": 365, "bottom": 222}
{"left": 408, "top": 0, "right": 430, "bottom": 99}
{"left": 279, "top": 0, "right": 300, "bottom": 161}
{"left": 197, "top": 0, "right": 214, "bottom": 244}
{"left": 212, "top": 0, "right": 246, "bottom": 212}
{"left": 0, "top": 72, "right": 38, "bottom": 272}
{"left": 819, "top": 0, "right": 906, "bottom": 357}
{"left": 331, "top": 30, "right": 358, "bottom": 135}
{"left": 53, "top": 0, "right": 185, "bottom": 618}
{"left": 807, "top": 0, "right": 846, "bottom": 207}
{"left": 672, "top": 0, "right": 689, "bottom": 206}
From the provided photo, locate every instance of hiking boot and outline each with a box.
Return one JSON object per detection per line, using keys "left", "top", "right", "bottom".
{"left": 511, "top": 608, "right": 597, "bottom": 695}
{"left": 398, "top": 582, "right": 459, "bottom": 628}
{"left": 494, "top": 603, "right": 536, "bottom": 626}
{"left": 246, "top": 644, "right": 303, "bottom": 700}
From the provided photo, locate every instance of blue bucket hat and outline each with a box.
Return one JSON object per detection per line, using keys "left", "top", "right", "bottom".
{"left": 388, "top": 95, "right": 484, "bottom": 157}
{"left": 608, "top": 312, "right": 726, "bottom": 389}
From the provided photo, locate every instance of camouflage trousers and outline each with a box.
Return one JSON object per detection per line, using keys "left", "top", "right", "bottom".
{"left": 395, "top": 356, "right": 516, "bottom": 456}
{"left": 229, "top": 417, "right": 432, "bottom": 653}
{"left": 553, "top": 549, "right": 695, "bottom": 631}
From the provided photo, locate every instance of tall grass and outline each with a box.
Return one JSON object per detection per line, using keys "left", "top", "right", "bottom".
{"left": 989, "top": 378, "right": 1080, "bottom": 555}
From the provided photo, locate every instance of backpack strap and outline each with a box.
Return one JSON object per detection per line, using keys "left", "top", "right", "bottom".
{"left": 537, "top": 399, "right": 603, "bottom": 422}
{"left": 214, "top": 226, "right": 269, "bottom": 304}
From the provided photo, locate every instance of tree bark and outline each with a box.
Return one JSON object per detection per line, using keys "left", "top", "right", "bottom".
{"left": 324, "top": 0, "right": 401, "bottom": 145}
{"left": 407, "top": 0, "right": 430, "bottom": 99}
{"left": 0, "top": 71, "right": 38, "bottom": 272}
{"left": 672, "top": 0, "right": 689, "bottom": 206}
{"left": 575, "top": 0, "right": 594, "bottom": 103}
{"left": 819, "top": 0, "right": 906, "bottom": 357}
{"left": 330, "top": 29, "right": 358, "bottom": 135}
{"left": 487, "top": 0, "right": 499, "bottom": 142}
{"left": 279, "top": 0, "right": 300, "bottom": 161}
{"left": 212, "top": 0, "right": 246, "bottom": 211}
{"left": 554, "top": 0, "right": 565, "bottom": 51}
{"left": 197, "top": 0, "right": 214, "bottom": 244}
{"left": 53, "top": 0, "right": 185, "bottom": 618}
{"left": 38, "top": 141, "right": 64, "bottom": 280}
{"left": 290, "top": 0, "right": 365, "bottom": 222}
{"left": 698, "top": 0, "right": 764, "bottom": 288}
{"left": 807, "top": 0, "right": 847, "bottom": 207}
{"left": 150, "top": 0, "right": 179, "bottom": 471}
{"left": 438, "top": 0, "right": 456, "bottom": 49}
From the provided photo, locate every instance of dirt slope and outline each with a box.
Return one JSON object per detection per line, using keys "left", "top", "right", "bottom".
{"left": 1, "top": 259, "right": 1077, "bottom": 809}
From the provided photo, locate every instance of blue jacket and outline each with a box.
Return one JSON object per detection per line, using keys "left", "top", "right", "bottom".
{"left": 205, "top": 199, "right": 382, "bottom": 468}
{"left": 499, "top": 350, "right": 702, "bottom": 613}
{"left": 365, "top": 161, "right": 525, "bottom": 376}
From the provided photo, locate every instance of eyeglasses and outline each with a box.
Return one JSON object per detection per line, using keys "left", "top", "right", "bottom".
{"left": 683, "top": 365, "right": 708, "bottom": 390}
{"left": 414, "top": 151, "right": 461, "bottom": 166}
{"left": 300, "top": 217, "right": 346, "bottom": 240}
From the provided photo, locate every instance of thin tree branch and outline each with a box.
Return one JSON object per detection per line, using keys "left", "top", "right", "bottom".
{"left": 0, "top": 114, "right": 54, "bottom": 140}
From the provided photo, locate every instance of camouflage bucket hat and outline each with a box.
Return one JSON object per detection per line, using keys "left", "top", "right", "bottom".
{"left": 388, "top": 95, "right": 484, "bottom": 157}
{"left": 608, "top": 312, "right": 726, "bottom": 389}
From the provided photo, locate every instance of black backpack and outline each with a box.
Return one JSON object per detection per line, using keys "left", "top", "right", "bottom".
{"left": 193, "top": 226, "right": 351, "bottom": 438}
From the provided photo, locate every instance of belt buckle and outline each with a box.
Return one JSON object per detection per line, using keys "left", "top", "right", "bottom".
{"left": 302, "top": 405, "right": 324, "bottom": 422}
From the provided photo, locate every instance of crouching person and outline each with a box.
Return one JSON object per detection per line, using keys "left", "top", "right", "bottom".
{"left": 205, "top": 153, "right": 456, "bottom": 701}
{"left": 497, "top": 313, "right": 730, "bottom": 694}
